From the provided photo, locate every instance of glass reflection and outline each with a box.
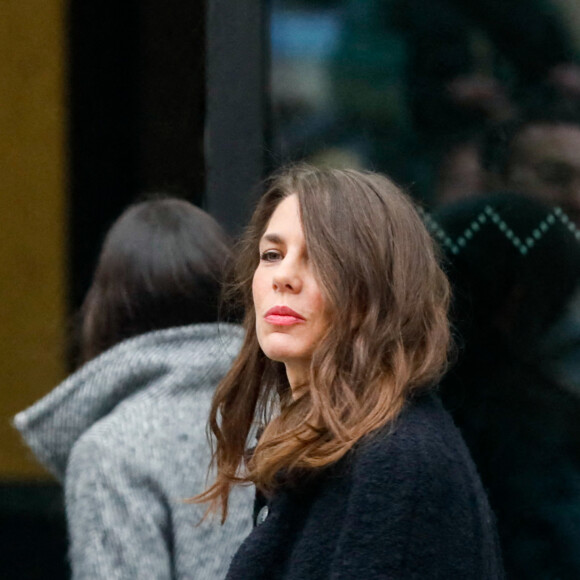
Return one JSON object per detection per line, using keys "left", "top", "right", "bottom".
{"left": 270, "top": 1, "right": 580, "bottom": 577}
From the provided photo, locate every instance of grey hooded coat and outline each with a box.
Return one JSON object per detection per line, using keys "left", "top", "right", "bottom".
{"left": 14, "top": 323, "right": 253, "bottom": 580}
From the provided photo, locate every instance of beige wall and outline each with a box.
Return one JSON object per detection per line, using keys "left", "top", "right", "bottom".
{"left": 0, "top": 0, "right": 67, "bottom": 478}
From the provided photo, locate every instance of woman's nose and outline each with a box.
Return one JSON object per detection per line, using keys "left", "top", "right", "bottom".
{"left": 272, "top": 258, "right": 302, "bottom": 293}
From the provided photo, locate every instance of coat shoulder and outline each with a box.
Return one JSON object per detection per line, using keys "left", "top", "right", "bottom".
{"left": 355, "top": 393, "right": 469, "bottom": 479}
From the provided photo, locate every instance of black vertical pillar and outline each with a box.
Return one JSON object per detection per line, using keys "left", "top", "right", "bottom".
{"left": 137, "top": 0, "right": 206, "bottom": 202}
{"left": 68, "top": 0, "right": 140, "bottom": 310}
{"left": 205, "top": 0, "right": 268, "bottom": 235}
{"left": 68, "top": 0, "right": 206, "bottom": 311}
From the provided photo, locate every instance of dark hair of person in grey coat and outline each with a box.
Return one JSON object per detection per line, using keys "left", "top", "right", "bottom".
{"left": 14, "top": 198, "right": 253, "bottom": 579}
{"left": 79, "top": 197, "right": 233, "bottom": 363}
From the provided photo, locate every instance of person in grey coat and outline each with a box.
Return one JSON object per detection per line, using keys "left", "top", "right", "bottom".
{"left": 14, "top": 198, "right": 253, "bottom": 579}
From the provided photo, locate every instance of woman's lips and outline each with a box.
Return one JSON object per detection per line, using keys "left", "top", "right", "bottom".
{"left": 264, "top": 306, "right": 305, "bottom": 326}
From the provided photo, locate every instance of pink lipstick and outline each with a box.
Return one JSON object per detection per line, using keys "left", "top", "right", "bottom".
{"left": 264, "top": 305, "right": 305, "bottom": 326}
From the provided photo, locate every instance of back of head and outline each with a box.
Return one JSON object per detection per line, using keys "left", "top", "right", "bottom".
{"left": 80, "top": 197, "right": 232, "bottom": 363}
{"left": 433, "top": 192, "right": 580, "bottom": 354}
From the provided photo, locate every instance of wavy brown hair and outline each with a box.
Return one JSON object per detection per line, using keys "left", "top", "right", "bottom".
{"left": 196, "top": 165, "right": 451, "bottom": 520}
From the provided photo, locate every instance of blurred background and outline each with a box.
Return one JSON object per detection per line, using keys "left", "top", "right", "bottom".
{"left": 3, "top": 0, "right": 580, "bottom": 577}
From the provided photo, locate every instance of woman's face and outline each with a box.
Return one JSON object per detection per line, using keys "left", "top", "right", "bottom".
{"left": 253, "top": 194, "right": 328, "bottom": 387}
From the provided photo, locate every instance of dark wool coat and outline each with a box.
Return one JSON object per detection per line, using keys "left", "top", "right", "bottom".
{"left": 226, "top": 393, "right": 504, "bottom": 580}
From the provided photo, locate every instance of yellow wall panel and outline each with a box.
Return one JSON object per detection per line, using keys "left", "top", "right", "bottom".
{"left": 0, "top": 0, "right": 67, "bottom": 478}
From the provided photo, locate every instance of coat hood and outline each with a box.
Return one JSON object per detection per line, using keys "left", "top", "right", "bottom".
{"left": 13, "top": 323, "right": 243, "bottom": 481}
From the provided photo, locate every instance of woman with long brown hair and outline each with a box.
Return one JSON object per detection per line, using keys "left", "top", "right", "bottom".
{"left": 197, "top": 165, "right": 504, "bottom": 579}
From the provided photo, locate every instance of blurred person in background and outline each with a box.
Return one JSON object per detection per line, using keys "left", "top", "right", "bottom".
{"left": 432, "top": 193, "right": 580, "bottom": 579}
{"left": 326, "top": 0, "right": 580, "bottom": 202}
{"left": 482, "top": 93, "right": 580, "bottom": 392}
{"left": 483, "top": 92, "right": 580, "bottom": 227}
{"left": 401, "top": 0, "right": 580, "bottom": 205}
{"left": 14, "top": 198, "right": 253, "bottom": 579}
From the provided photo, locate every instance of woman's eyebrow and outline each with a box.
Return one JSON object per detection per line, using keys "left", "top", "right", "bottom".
{"left": 260, "top": 233, "right": 284, "bottom": 245}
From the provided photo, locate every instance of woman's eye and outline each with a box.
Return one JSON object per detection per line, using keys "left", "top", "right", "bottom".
{"left": 260, "top": 250, "right": 281, "bottom": 262}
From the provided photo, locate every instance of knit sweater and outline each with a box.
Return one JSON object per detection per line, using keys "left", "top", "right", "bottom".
{"left": 14, "top": 323, "right": 253, "bottom": 580}
{"left": 227, "top": 393, "right": 504, "bottom": 580}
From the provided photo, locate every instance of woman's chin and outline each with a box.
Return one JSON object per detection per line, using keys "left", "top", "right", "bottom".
{"left": 261, "top": 342, "right": 306, "bottom": 366}
{"left": 258, "top": 330, "right": 316, "bottom": 369}
{"left": 262, "top": 347, "right": 294, "bottom": 364}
